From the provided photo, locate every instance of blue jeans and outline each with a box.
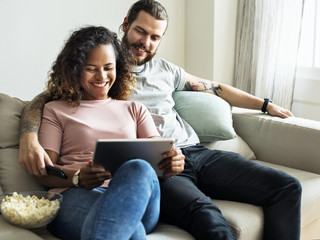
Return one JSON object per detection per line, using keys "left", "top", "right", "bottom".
{"left": 159, "top": 144, "right": 302, "bottom": 240}
{"left": 47, "top": 159, "right": 160, "bottom": 240}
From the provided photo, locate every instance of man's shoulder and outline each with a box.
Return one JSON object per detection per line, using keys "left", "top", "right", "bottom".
{"left": 149, "top": 57, "right": 172, "bottom": 66}
{"left": 112, "top": 99, "right": 148, "bottom": 116}
{"left": 112, "top": 99, "right": 144, "bottom": 108}
{"left": 147, "top": 58, "right": 180, "bottom": 72}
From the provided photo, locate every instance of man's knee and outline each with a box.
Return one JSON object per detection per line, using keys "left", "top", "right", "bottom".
{"left": 287, "top": 176, "right": 302, "bottom": 198}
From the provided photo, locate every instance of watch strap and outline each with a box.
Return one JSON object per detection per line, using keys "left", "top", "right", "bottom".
{"left": 261, "top": 98, "right": 272, "bottom": 113}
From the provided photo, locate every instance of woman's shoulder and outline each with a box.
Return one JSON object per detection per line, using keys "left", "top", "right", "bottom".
{"left": 44, "top": 100, "right": 72, "bottom": 114}
{"left": 45, "top": 100, "right": 69, "bottom": 108}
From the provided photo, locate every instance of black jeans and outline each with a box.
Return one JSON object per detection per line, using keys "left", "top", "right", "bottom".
{"left": 159, "top": 144, "right": 302, "bottom": 240}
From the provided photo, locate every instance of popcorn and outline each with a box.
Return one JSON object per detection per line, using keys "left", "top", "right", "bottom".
{"left": 1, "top": 192, "right": 60, "bottom": 227}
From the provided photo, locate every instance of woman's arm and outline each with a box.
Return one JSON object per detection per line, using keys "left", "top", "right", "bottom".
{"left": 35, "top": 150, "right": 111, "bottom": 189}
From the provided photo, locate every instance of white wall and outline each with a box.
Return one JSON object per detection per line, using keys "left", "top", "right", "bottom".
{"left": 0, "top": 0, "right": 185, "bottom": 100}
{"left": 185, "top": 0, "right": 214, "bottom": 80}
{"left": 184, "top": 0, "right": 238, "bottom": 85}
{"left": 213, "top": 0, "right": 238, "bottom": 86}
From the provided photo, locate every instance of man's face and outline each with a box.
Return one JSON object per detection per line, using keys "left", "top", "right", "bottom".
{"left": 122, "top": 10, "right": 167, "bottom": 65}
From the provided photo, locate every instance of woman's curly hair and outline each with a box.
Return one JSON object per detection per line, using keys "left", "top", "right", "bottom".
{"left": 46, "top": 26, "right": 135, "bottom": 105}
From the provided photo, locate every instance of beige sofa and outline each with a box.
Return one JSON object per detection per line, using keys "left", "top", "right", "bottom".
{"left": 1, "top": 92, "right": 320, "bottom": 240}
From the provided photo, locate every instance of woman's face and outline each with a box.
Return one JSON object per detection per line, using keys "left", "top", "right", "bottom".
{"left": 81, "top": 44, "right": 116, "bottom": 100}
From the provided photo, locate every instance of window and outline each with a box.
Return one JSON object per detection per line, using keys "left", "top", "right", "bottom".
{"left": 297, "top": 0, "right": 320, "bottom": 68}
{"left": 293, "top": 0, "right": 320, "bottom": 121}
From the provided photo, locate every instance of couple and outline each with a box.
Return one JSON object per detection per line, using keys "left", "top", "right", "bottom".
{"left": 19, "top": 0, "right": 301, "bottom": 240}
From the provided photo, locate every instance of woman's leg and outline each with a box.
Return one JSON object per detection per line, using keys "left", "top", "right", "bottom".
{"left": 81, "top": 159, "right": 160, "bottom": 240}
{"left": 47, "top": 188, "right": 103, "bottom": 240}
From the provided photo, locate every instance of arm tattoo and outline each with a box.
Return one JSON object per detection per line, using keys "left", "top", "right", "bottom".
{"left": 183, "top": 81, "right": 223, "bottom": 96}
{"left": 183, "top": 81, "right": 200, "bottom": 91}
{"left": 19, "top": 91, "right": 51, "bottom": 138}
{"left": 210, "top": 84, "right": 223, "bottom": 96}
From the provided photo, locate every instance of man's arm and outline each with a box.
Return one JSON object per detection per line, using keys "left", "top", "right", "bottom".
{"left": 19, "top": 91, "right": 53, "bottom": 176}
{"left": 183, "top": 72, "right": 293, "bottom": 118}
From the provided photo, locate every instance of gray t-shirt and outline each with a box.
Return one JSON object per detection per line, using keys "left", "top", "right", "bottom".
{"left": 129, "top": 58, "right": 200, "bottom": 148}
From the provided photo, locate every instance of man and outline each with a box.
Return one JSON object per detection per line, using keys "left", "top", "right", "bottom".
{"left": 19, "top": 0, "right": 301, "bottom": 239}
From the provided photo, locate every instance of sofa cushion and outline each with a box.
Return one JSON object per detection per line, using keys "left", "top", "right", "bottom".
{"left": 0, "top": 148, "right": 44, "bottom": 193}
{"left": 0, "top": 217, "right": 44, "bottom": 240}
{"left": 147, "top": 222, "right": 194, "bottom": 240}
{"left": 203, "top": 134, "right": 256, "bottom": 160}
{"left": 0, "top": 93, "right": 26, "bottom": 149}
{"left": 215, "top": 200, "right": 263, "bottom": 240}
{"left": 173, "top": 91, "right": 236, "bottom": 142}
{"left": 256, "top": 160, "right": 320, "bottom": 228}
{"left": 0, "top": 93, "right": 44, "bottom": 193}
{"left": 215, "top": 160, "right": 320, "bottom": 240}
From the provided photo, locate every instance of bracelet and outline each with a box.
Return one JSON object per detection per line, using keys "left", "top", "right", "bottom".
{"left": 261, "top": 98, "right": 272, "bottom": 113}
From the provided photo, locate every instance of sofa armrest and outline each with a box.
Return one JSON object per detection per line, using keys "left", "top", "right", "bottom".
{"left": 232, "top": 107, "right": 320, "bottom": 174}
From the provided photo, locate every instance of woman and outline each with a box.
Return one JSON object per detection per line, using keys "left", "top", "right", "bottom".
{"left": 36, "top": 26, "right": 185, "bottom": 240}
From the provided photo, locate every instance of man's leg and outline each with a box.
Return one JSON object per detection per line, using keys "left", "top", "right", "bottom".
{"left": 160, "top": 161, "right": 236, "bottom": 240}
{"left": 190, "top": 145, "right": 302, "bottom": 240}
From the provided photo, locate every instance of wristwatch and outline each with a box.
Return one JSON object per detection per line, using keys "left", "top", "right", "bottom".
{"left": 72, "top": 169, "right": 81, "bottom": 187}
{"left": 261, "top": 98, "right": 272, "bottom": 113}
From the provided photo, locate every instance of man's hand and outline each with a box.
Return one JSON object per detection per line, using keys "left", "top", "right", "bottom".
{"left": 79, "top": 161, "right": 111, "bottom": 190}
{"left": 18, "top": 133, "right": 52, "bottom": 176}
{"left": 267, "top": 103, "right": 294, "bottom": 119}
{"left": 158, "top": 145, "right": 185, "bottom": 178}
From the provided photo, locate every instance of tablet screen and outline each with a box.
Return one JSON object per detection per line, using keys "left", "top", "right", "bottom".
{"left": 92, "top": 138, "right": 175, "bottom": 176}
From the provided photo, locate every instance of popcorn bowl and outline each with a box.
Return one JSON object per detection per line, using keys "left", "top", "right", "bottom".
{"left": 0, "top": 191, "right": 63, "bottom": 229}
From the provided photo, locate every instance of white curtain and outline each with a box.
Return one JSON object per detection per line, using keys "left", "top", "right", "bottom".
{"left": 234, "top": 0, "right": 305, "bottom": 109}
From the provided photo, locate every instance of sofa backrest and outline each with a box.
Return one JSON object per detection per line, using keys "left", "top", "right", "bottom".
{"left": 0, "top": 93, "right": 45, "bottom": 194}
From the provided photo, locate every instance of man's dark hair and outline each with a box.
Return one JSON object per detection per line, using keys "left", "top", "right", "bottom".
{"left": 122, "top": 0, "right": 169, "bottom": 32}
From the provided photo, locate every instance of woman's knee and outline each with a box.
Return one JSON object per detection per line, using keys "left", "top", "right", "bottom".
{"left": 121, "top": 159, "right": 156, "bottom": 177}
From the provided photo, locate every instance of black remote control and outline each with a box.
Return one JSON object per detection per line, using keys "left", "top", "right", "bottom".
{"left": 45, "top": 164, "right": 68, "bottom": 179}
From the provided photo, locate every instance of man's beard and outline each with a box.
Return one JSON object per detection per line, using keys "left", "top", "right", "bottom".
{"left": 122, "top": 32, "right": 157, "bottom": 66}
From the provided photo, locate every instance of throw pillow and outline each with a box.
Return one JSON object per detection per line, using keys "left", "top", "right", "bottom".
{"left": 173, "top": 91, "right": 236, "bottom": 142}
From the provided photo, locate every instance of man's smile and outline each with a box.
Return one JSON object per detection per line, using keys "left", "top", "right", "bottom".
{"left": 132, "top": 43, "right": 151, "bottom": 56}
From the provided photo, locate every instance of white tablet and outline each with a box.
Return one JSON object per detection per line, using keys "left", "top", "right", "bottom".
{"left": 92, "top": 138, "right": 175, "bottom": 176}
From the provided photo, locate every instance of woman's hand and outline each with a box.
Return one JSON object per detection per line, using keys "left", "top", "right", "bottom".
{"left": 79, "top": 160, "right": 111, "bottom": 190}
{"left": 158, "top": 145, "right": 185, "bottom": 178}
